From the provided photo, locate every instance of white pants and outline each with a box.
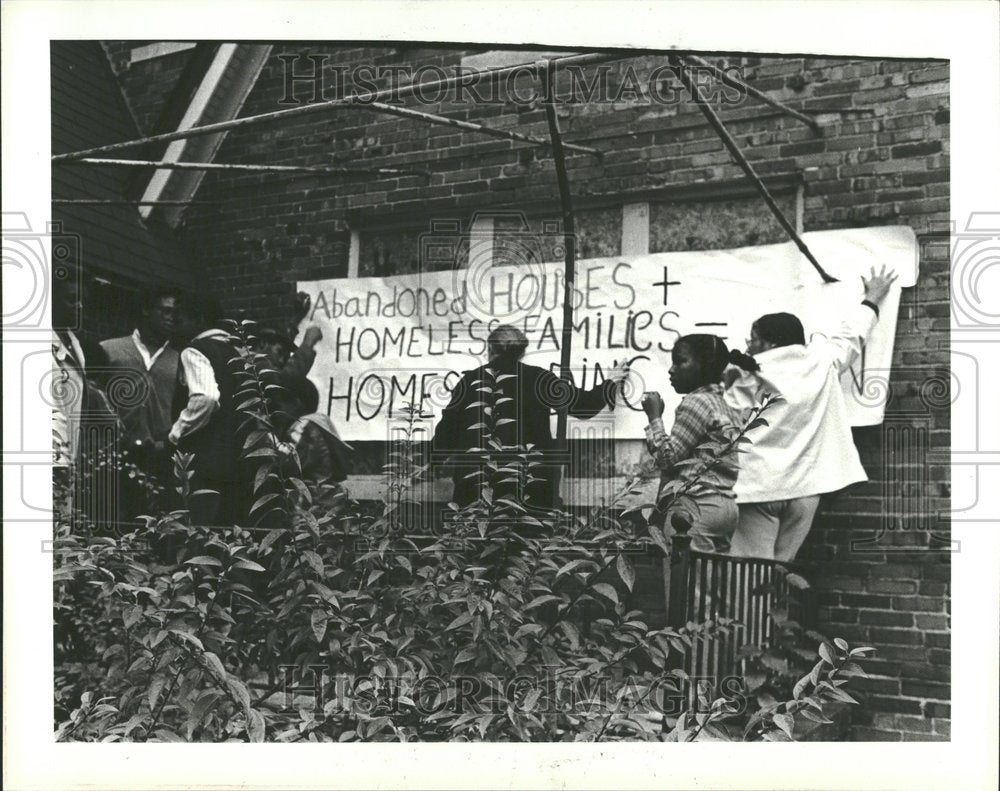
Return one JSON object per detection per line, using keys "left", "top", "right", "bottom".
{"left": 731, "top": 495, "right": 822, "bottom": 561}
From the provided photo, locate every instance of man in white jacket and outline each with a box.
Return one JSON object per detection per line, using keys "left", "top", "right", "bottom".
{"left": 725, "top": 265, "right": 899, "bottom": 561}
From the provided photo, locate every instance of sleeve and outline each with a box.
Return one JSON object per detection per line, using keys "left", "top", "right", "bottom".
{"left": 431, "top": 372, "right": 473, "bottom": 453}
{"left": 168, "top": 347, "right": 220, "bottom": 444}
{"left": 643, "top": 397, "right": 710, "bottom": 472}
{"left": 283, "top": 344, "right": 317, "bottom": 378}
{"left": 538, "top": 369, "right": 618, "bottom": 420}
{"left": 812, "top": 302, "right": 878, "bottom": 374}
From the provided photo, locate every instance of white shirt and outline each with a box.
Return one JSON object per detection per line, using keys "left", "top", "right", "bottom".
{"left": 168, "top": 329, "right": 227, "bottom": 445}
{"left": 52, "top": 329, "right": 86, "bottom": 466}
{"left": 131, "top": 328, "right": 169, "bottom": 370}
{"left": 724, "top": 304, "right": 878, "bottom": 502}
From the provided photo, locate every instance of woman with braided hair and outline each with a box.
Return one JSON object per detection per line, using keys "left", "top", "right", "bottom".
{"left": 642, "top": 333, "right": 743, "bottom": 553}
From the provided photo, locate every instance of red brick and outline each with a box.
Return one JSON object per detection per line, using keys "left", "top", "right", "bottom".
{"left": 868, "top": 695, "right": 923, "bottom": 714}
{"left": 892, "top": 596, "right": 946, "bottom": 613}
{"left": 914, "top": 614, "right": 949, "bottom": 630}
{"left": 931, "top": 718, "right": 950, "bottom": 736}
{"left": 901, "top": 680, "right": 950, "bottom": 699}
{"left": 859, "top": 610, "right": 914, "bottom": 627}
{"left": 891, "top": 713, "right": 936, "bottom": 733}
{"left": 901, "top": 662, "right": 950, "bottom": 682}
{"left": 854, "top": 676, "right": 901, "bottom": 695}
{"left": 851, "top": 726, "right": 902, "bottom": 741}
{"left": 869, "top": 628, "right": 923, "bottom": 645}
{"left": 869, "top": 580, "right": 919, "bottom": 595}
{"left": 838, "top": 593, "right": 892, "bottom": 610}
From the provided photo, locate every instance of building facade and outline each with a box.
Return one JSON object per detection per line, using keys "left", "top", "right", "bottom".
{"left": 91, "top": 43, "right": 952, "bottom": 740}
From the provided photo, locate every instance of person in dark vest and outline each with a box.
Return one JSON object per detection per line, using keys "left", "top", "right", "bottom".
{"left": 431, "top": 325, "right": 629, "bottom": 510}
{"left": 101, "top": 286, "right": 181, "bottom": 515}
{"left": 168, "top": 294, "right": 245, "bottom": 526}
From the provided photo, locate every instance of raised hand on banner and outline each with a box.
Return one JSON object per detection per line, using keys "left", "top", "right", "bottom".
{"left": 609, "top": 359, "right": 631, "bottom": 386}
{"left": 861, "top": 264, "right": 899, "bottom": 308}
{"left": 301, "top": 326, "right": 323, "bottom": 349}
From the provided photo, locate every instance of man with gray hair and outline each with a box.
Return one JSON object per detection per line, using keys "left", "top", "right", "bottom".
{"left": 432, "top": 324, "right": 628, "bottom": 509}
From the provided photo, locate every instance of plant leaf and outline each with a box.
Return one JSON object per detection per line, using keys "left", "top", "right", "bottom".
{"left": 311, "top": 609, "right": 327, "bottom": 643}
{"left": 185, "top": 556, "right": 222, "bottom": 567}
{"left": 591, "top": 583, "right": 619, "bottom": 604}
{"left": 616, "top": 554, "right": 636, "bottom": 592}
{"left": 230, "top": 558, "right": 266, "bottom": 573}
{"left": 772, "top": 713, "right": 794, "bottom": 739}
{"left": 247, "top": 709, "right": 266, "bottom": 743}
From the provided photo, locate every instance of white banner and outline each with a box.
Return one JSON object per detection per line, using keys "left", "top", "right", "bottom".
{"left": 298, "top": 226, "right": 917, "bottom": 441}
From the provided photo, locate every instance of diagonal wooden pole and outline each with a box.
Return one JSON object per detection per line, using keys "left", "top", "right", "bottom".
{"left": 360, "top": 101, "right": 601, "bottom": 158}
{"left": 671, "top": 56, "right": 837, "bottom": 283}
{"left": 60, "top": 157, "right": 427, "bottom": 178}
{"left": 683, "top": 54, "right": 822, "bottom": 135}
{"left": 52, "top": 199, "right": 211, "bottom": 206}
{"left": 542, "top": 60, "right": 579, "bottom": 446}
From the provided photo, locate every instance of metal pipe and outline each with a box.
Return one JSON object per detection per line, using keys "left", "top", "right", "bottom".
{"left": 63, "top": 157, "right": 427, "bottom": 178}
{"left": 671, "top": 56, "right": 837, "bottom": 283}
{"left": 543, "top": 61, "right": 579, "bottom": 446}
{"left": 362, "top": 100, "right": 601, "bottom": 157}
{"left": 684, "top": 54, "right": 822, "bottom": 135}
{"left": 52, "top": 52, "right": 622, "bottom": 163}
{"left": 53, "top": 199, "right": 209, "bottom": 206}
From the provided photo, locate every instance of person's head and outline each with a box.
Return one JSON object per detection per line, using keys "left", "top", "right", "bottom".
{"left": 669, "top": 334, "right": 730, "bottom": 394}
{"left": 747, "top": 312, "right": 805, "bottom": 355}
{"left": 139, "top": 286, "right": 179, "bottom": 343}
{"left": 175, "top": 292, "right": 222, "bottom": 342}
{"left": 253, "top": 326, "right": 295, "bottom": 370}
{"left": 487, "top": 324, "right": 528, "bottom": 364}
{"left": 288, "top": 375, "right": 320, "bottom": 415}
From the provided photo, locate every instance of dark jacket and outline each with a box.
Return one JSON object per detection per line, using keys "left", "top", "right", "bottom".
{"left": 171, "top": 333, "right": 242, "bottom": 481}
{"left": 431, "top": 359, "right": 618, "bottom": 507}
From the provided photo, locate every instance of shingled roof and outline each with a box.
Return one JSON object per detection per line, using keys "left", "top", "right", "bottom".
{"left": 51, "top": 41, "right": 193, "bottom": 287}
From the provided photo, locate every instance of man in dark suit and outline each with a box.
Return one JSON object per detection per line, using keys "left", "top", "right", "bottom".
{"left": 431, "top": 324, "right": 627, "bottom": 510}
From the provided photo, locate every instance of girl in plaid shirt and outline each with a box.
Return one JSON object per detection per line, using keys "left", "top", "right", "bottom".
{"left": 642, "top": 334, "right": 743, "bottom": 553}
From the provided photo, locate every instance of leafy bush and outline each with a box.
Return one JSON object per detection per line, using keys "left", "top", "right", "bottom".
{"left": 53, "top": 321, "right": 871, "bottom": 742}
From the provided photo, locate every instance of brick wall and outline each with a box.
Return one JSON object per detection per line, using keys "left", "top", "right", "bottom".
{"left": 164, "top": 47, "right": 950, "bottom": 740}
{"left": 101, "top": 41, "right": 200, "bottom": 136}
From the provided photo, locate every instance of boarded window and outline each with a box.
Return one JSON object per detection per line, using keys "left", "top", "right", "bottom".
{"left": 358, "top": 206, "right": 622, "bottom": 276}
{"left": 649, "top": 193, "right": 798, "bottom": 253}
{"left": 358, "top": 224, "right": 472, "bottom": 276}
{"left": 492, "top": 207, "right": 621, "bottom": 264}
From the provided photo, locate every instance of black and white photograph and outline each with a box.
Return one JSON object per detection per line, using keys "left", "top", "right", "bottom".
{"left": 2, "top": 1, "right": 998, "bottom": 789}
